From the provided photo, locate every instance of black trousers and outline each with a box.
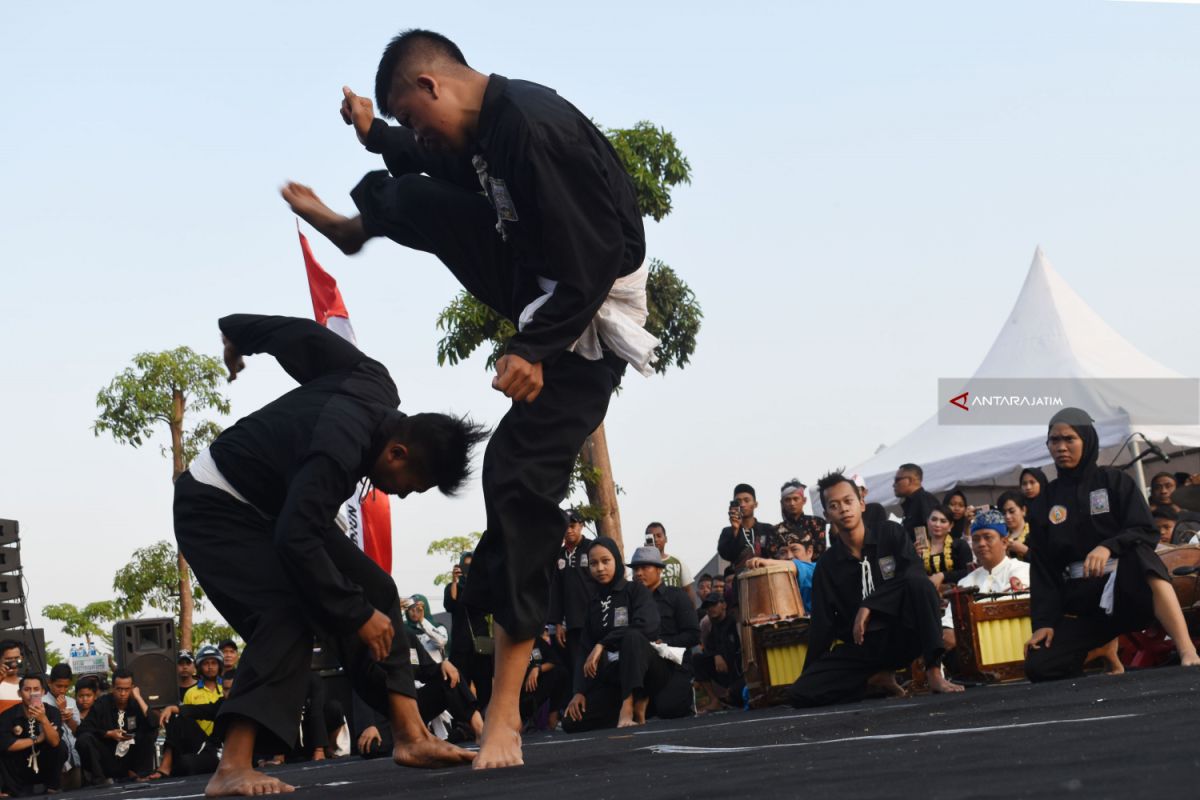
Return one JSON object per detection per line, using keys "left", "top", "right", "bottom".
{"left": 76, "top": 730, "right": 154, "bottom": 780}
{"left": 448, "top": 648, "right": 493, "bottom": 711}
{"left": 787, "top": 625, "right": 922, "bottom": 708}
{"left": 562, "top": 630, "right": 678, "bottom": 733}
{"left": 163, "top": 716, "right": 219, "bottom": 777}
{"left": 519, "top": 666, "right": 569, "bottom": 724}
{"left": 415, "top": 672, "right": 480, "bottom": 728}
{"left": 174, "top": 473, "right": 416, "bottom": 751}
{"left": 354, "top": 171, "right": 624, "bottom": 640}
{"left": 0, "top": 743, "right": 66, "bottom": 794}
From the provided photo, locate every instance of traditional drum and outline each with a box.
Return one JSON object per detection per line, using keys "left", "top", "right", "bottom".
{"left": 1155, "top": 543, "right": 1200, "bottom": 632}
{"left": 737, "top": 564, "right": 807, "bottom": 706}
{"left": 948, "top": 587, "right": 1032, "bottom": 683}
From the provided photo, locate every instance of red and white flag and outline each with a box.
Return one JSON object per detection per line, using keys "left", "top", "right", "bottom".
{"left": 298, "top": 226, "right": 393, "bottom": 574}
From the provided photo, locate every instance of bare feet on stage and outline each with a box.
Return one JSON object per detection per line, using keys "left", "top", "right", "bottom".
{"left": 1086, "top": 638, "right": 1125, "bottom": 675}
{"left": 204, "top": 767, "right": 294, "bottom": 797}
{"left": 392, "top": 731, "right": 477, "bottom": 769}
{"left": 476, "top": 713, "right": 524, "bottom": 769}
{"left": 928, "top": 667, "right": 965, "bottom": 694}
{"left": 1181, "top": 651, "right": 1200, "bottom": 668}
{"left": 616, "top": 695, "right": 644, "bottom": 729}
{"left": 633, "top": 696, "right": 649, "bottom": 725}
{"left": 865, "top": 671, "right": 909, "bottom": 699}
{"left": 280, "top": 182, "right": 369, "bottom": 255}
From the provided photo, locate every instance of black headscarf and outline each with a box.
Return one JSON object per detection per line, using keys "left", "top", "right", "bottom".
{"left": 587, "top": 537, "right": 625, "bottom": 588}
{"left": 1048, "top": 407, "right": 1099, "bottom": 482}
{"left": 1019, "top": 467, "right": 1050, "bottom": 498}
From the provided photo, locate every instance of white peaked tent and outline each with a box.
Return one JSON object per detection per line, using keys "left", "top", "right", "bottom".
{"left": 843, "top": 247, "right": 1200, "bottom": 509}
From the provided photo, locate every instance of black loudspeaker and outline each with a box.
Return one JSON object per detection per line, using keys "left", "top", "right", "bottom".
{"left": 0, "top": 576, "right": 21, "bottom": 603}
{"left": 0, "top": 604, "right": 26, "bottom": 629}
{"left": 0, "top": 520, "right": 18, "bottom": 546}
{"left": 113, "top": 618, "right": 178, "bottom": 707}
{"left": 0, "top": 547, "right": 20, "bottom": 575}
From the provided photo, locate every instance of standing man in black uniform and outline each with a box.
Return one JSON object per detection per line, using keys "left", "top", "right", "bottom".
{"left": 894, "top": 464, "right": 940, "bottom": 542}
{"left": 1025, "top": 407, "right": 1200, "bottom": 679}
{"left": 281, "top": 29, "right": 652, "bottom": 768}
{"left": 549, "top": 509, "right": 595, "bottom": 690}
{"left": 173, "top": 313, "right": 486, "bottom": 795}
{"left": 788, "top": 472, "right": 963, "bottom": 707}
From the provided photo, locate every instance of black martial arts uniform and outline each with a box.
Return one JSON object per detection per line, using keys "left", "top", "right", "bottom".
{"left": 547, "top": 536, "right": 596, "bottom": 684}
{"left": 0, "top": 704, "right": 66, "bottom": 795}
{"left": 161, "top": 684, "right": 223, "bottom": 777}
{"left": 173, "top": 314, "right": 418, "bottom": 752}
{"left": 692, "top": 611, "right": 743, "bottom": 695}
{"left": 788, "top": 520, "right": 946, "bottom": 708}
{"left": 717, "top": 521, "right": 784, "bottom": 567}
{"left": 443, "top": 581, "right": 493, "bottom": 709}
{"left": 645, "top": 583, "right": 700, "bottom": 719}
{"left": 75, "top": 694, "right": 154, "bottom": 780}
{"left": 519, "top": 636, "right": 568, "bottom": 725}
{"left": 562, "top": 540, "right": 661, "bottom": 733}
{"left": 1025, "top": 409, "right": 1169, "bottom": 682}
{"left": 351, "top": 74, "right": 645, "bottom": 641}
{"left": 900, "top": 487, "right": 941, "bottom": 542}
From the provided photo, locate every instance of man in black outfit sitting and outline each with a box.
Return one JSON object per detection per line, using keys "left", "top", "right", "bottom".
{"left": 629, "top": 546, "right": 700, "bottom": 720}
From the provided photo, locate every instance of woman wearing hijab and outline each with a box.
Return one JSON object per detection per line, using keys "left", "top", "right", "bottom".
{"left": 406, "top": 595, "right": 449, "bottom": 662}
{"left": 1019, "top": 468, "right": 1049, "bottom": 502}
{"left": 562, "top": 538, "right": 661, "bottom": 732}
{"left": 1025, "top": 408, "right": 1200, "bottom": 680}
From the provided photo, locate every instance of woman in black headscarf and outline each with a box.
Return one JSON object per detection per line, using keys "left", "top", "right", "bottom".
{"left": 1019, "top": 467, "right": 1049, "bottom": 503}
{"left": 562, "top": 538, "right": 661, "bottom": 732}
{"left": 1025, "top": 408, "right": 1199, "bottom": 680}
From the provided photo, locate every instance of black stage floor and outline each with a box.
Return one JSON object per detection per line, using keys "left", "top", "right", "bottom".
{"left": 70, "top": 666, "right": 1200, "bottom": 800}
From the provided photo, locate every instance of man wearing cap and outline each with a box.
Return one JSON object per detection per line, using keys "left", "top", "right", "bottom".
{"left": 718, "top": 484, "right": 783, "bottom": 569}
{"left": 629, "top": 546, "right": 700, "bottom": 720}
{"left": 776, "top": 479, "right": 828, "bottom": 560}
{"left": 692, "top": 592, "right": 743, "bottom": 713}
{"left": 548, "top": 509, "right": 595, "bottom": 689}
{"left": 177, "top": 651, "right": 198, "bottom": 695}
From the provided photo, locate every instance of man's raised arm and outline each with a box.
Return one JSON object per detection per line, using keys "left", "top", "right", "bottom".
{"left": 218, "top": 314, "right": 372, "bottom": 386}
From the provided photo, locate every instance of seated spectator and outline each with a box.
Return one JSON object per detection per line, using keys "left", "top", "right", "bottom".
{"left": 562, "top": 538, "right": 662, "bottom": 732}
{"left": 747, "top": 534, "right": 817, "bottom": 611}
{"left": 942, "top": 489, "right": 971, "bottom": 540}
{"left": 0, "top": 674, "right": 66, "bottom": 796}
{"left": 693, "top": 592, "right": 743, "bottom": 713}
{"left": 917, "top": 505, "right": 973, "bottom": 590}
{"left": 645, "top": 522, "right": 695, "bottom": 601}
{"left": 47, "top": 663, "right": 82, "bottom": 790}
{"left": 75, "top": 668, "right": 154, "bottom": 784}
{"left": 406, "top": 595, "right": 449, "bottom": 662}
{"left": 711, "top": 575, "right": 727, "bottom": 602}
{"left": 695, "top": 574, "right": 714, "bottom": 605}
{"left": 177, "top": 650, "right": 198, "bottom": 694}
{"left": 629, "top": 546, "right": 700, "bottom": 721}
{"left": 148, "top": 645, "right": 225, "bottom": 781}
{"left": 519, "top": 629, "right": 568, "bottom": 731}
{"left": 718, "top": 483, "right": 783, "bottom": 569}
{"left": 940, "top": 510, "right": 1032, "bottom": 650}
{"left": 997, "top": 490, "right": 1031, "bottom": 560}
{"left": 404, "top": 597, "right": 484, "bottom": 742}
{"left": 777, "top": 479, "right": 828, "bottom": 559}
{"left": 788, "top": 472, "right": 962, "bottom": 708}
{"left": 1153, "top": 506, "right": 1178, "bottom": 546}
{"left": 1020, "top": 468, "right": 1049, "bottom": 503}
{"left": 74, "top": 678, "right": 98, "bottom": 724}
{"left": 893, "top": 463, "right": 940, "bottom": 542}
{"left": 0, "top": 641, "right": 24, "bottom": 716}
{"left": 217, "top": 639, "right": 239, "bottom": 688}
{"left": 1150, "top": 471, "right": 1178, "bottom": 511}
{"left": 549, "top": 508, "right": 596, "bottom": 695}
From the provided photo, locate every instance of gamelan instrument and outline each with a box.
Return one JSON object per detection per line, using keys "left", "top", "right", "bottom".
{"left": 737, "top": 563, "right": 808, "bottom": 706}
{"left": 948, "top": 586, "right": 1032, "bottom": 683}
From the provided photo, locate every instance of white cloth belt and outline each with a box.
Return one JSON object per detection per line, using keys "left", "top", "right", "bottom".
{"left": 189, "top": 447, "right": 254, "bottom": 508}
{"left": 861, "top": 559, "right": 876, "bottom": 600}
{"left": 517, "top": 262, "right": 660, "bottom": 377}
{"left": 1100, "top": 566, "right": 1119, "bottom": 617}
{"left": 650, "top": 641, "right": 686, "bottom": 666}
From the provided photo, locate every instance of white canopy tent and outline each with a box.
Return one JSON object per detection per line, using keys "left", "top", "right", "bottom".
{"left": 839, "top": 248, "right": 1200, "bottom": 512}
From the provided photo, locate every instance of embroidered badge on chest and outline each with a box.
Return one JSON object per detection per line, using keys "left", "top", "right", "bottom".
{"left": 878, "top": 556, "right": 896, "bottom": 580}
{"left": 1049, "top": 505, "right": 1069, "bottom": 525}
{"left": 409, "top": 648, "right": 419, "bottom": 666}
{"left": 580, "top": 554, "right": 589, "bottom": 568}
{"left": 557, "top": 558, "right": 566, "bottom": 570}
{"left": 488, "top": 178, "right": 519, "bottom": 222}
{"left": 1089, "top": 489, "right": 1111, "bottom": 516}
{"left": 614, "top": 606, "right": 629, "bottom": 627}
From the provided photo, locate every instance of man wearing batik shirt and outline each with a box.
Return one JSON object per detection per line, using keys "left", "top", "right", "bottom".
{"left": 776, "top": 479, "right": 828, "bottom": 560}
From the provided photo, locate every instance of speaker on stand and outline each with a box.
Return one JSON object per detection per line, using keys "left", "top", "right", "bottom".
{"left": 0, "top": 518, "right": 45, "bottom": 674}
{"left": 114, "top": 617, "right": 179, "bottom": 707}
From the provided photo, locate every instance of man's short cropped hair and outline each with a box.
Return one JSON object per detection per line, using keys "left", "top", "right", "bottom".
{"left": 19, "top": 674, "right": 47, "bottom": 692}
{"left": 49, "top": 663, "right": 72, "bottom": 682}
{"left": 898, "top": 463, "right": 924, "bottom": 481}
{"left": 0, "top": 640, "right": 22, "bottom": 657}
{"left": 375, "top": 29, "right": 469, "bottom": 116}
{"left": 645, "top": 522, "right": 666, "bottom": 535}
{"left": 112, "top": 667, "right": 134, "bottom": 683}
{"left": 379, "top": 411, "right": 489, "bottom": 495}
{"left": 75, "top": 676, "right": 100, "bottom": 694}
{"left": 817, "top": 469, "right": 858, "bottom": 507}
{"left": 1153, "top": 506, "right": 1179, "bottom": 521}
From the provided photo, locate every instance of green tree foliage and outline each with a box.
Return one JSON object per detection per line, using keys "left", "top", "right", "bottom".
{"left": 605, "top": 121, "right": 692, "bottom": 222}
{"left": 42, "top": 601, "right": 126, "bottom": 646}
{"left": 112, "top": 540, "right": 206, "bottom": 617}
{"left": 45, "top": 648, "right": 64, "bottom": 668}
{"left": 427, "top": 532, "right": 483, "bottom": 586}
{"left": 192, "top": 621, "right": 238, "bottom": 650}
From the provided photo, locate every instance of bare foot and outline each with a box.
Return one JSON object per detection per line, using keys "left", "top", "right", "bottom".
{"left": 280, "top": 182, "right": 368, "bottom": 255}
{"left": 1085, "top": 639, "right": 1125, "bottom": 674}
{"left": 1180, "top": 649, "right": 1200, "bottom": 667}
{"left": 928, "top": 668, "right": 965, "bottom": 695}
{"left": 204, "top": 767, "right": 294, "bottom": 797}
{"left": 392, "top": 732, "right": 476, "bottom": 769}
{"left": 632, "top": 696, "right": 649, "bottom": 725}
{"left": 474, "top": 714, "right": 523, "bottom": 770}
{"left": 866, "top": 671, "right": 909, "bottom": 698}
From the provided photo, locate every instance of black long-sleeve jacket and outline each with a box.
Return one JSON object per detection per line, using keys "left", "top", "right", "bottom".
{"left": 574, "top": 576, "right": 659, "bottom": 694}
{"left": 547, "top": 538, "right": 596, "bottom": 630}
{"left": 208, "top": 314, "right": 403, "bottom": 631}
{"left": 1029, "top": 466, "right": 1159, "bottom": 630}
{"left": 650, "top": 583, "right": 700, "bottom": 664}
{"left": 77, "top": 695, "right": 148, "bottom": 752}
{"left": 353, "top": 75, "right": 646, "bottom": 365}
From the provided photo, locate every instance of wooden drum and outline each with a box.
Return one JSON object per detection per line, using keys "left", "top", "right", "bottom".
{"left": 1157, "top": 544, "right": 1200, "bottom": 630}
{"left": 737, "top": 564, "right": 805, "bottom": 625}
{"left": 949, "top": 588, "right": 1032, "bottom": 683}
{"left": 737, "top": 564, "right": 807, "bottom": 707}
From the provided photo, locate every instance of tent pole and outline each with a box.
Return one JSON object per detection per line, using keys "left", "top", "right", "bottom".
{"left": 1129, "top": 437, "right": 1149, "bottom": 500}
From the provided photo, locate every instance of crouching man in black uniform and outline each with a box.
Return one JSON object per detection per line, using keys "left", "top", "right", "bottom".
{"left": 788, "top": 472, "right": 963, "bottom": 707}
{"left": 0, "top": 674, "right": 66, "bottom": 795}
{"left": 629, "top": 546, "right": 700, "bottom": 720}
{"left": 173, "top": 313, "right": 486, "bottom": 796}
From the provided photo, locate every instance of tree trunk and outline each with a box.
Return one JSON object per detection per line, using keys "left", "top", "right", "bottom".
{"left": 580, "top": 422, "right": 623, "bottom": 555}
{"left": 170, "top": 389, "right": 194, "bottom": 652}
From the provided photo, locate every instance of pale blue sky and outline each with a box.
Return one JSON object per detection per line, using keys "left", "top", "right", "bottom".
{"left": 2, "top": 1, "right": 1198, "bottom": 653}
